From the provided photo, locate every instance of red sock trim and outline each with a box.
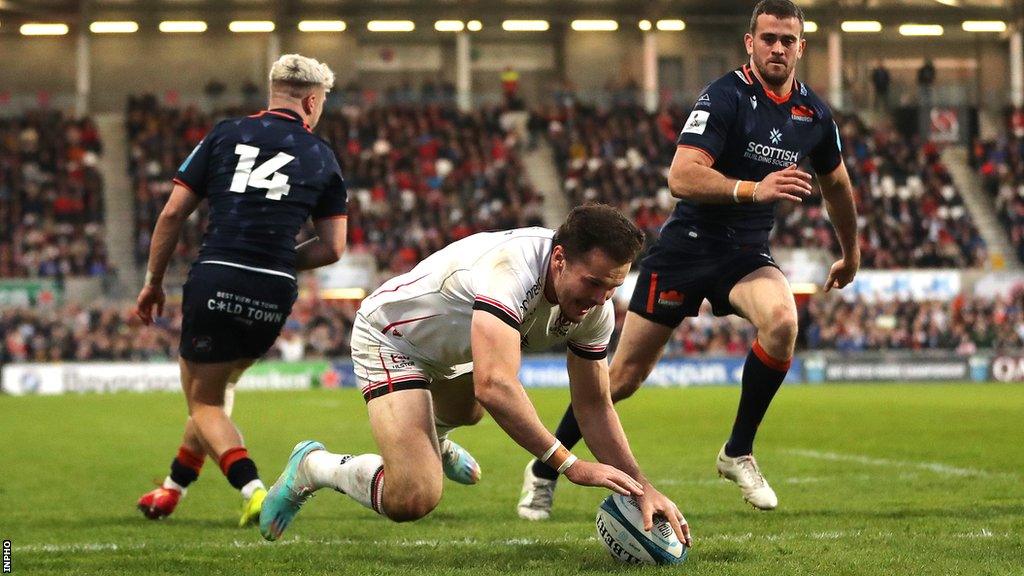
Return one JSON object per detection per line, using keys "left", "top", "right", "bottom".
{"left": 752, "top": 339, "right": 792, "bottom": 372}
{"left": 176, "top": 446, "right": 205, "bottom": 472}
{"left": 218, "top": 447, "right": 249, "bottom": 476}
{"left": 370, "top": 466, "right": 385, "bottom": 515}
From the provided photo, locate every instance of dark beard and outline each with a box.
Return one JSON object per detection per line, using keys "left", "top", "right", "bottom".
{"left": 755, "top": 61, "right": 791, "bottom": 88}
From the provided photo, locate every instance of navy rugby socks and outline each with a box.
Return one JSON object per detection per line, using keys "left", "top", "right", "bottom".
{"left": 725, "top": 339, "right": 790, "bottom": 457}
{"left": 168, "top": 445, "right": 204, "bottom": 489}
{"left": 219, "top": 447, "right": 260, "bottom": 491}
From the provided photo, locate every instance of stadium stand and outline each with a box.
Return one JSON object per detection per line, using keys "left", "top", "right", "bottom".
{"left": 126, "top": 95, "right": 211, "bottom": 275}
{"left": 3, "top": 287, "right": 1020, "bottom": 364}
{"left": 0, "top": 111, "right": 110, "bottom": 278}
{"left": 540, "top": 103, "right": 988, "bottom": 268}
{"left": 973, "top": 132, "right": 1024, "bottom": 265}
{"left": 0, "top": 294, "right": 357, "bottom": 363}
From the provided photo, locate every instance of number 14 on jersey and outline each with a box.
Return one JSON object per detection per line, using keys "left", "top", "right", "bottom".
{"left": 231, "top": 143, "right": 294, "bottom": 200}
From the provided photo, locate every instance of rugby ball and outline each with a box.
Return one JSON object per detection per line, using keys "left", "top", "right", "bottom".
{"left": 595, "top": 493, "right": 687, "bottom": 565}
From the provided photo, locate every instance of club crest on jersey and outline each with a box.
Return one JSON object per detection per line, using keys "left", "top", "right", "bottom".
{"left": 551, "top": 312, "right": 572, "bottom": 337}
{"left": 791, "top": 105, "right": 814, "bottom": 123}
{"left": 769, "top": 128, "right": 783, "bottom": 145}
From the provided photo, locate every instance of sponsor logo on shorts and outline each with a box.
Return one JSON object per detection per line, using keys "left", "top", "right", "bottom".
{"left": 658, "top": 290, "right": 685, "bottom": 308}
{"left": 206, "top": 291, "right": 286, "bottom": 323}
{"left": 389, "top": 353, "right": 414, "bottom": 370}
{"left": 193, "top": 336, "right": 213, "bottom": 352}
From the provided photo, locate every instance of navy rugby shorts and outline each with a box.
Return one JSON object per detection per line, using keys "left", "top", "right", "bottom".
{"left": 179, "top": 263, "right": 297, "bottom": 362}
{"left": 627, "top": 228, "right": 780, "bottom": 328}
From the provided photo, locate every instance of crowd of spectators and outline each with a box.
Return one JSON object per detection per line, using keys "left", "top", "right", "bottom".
{"left": 127, "top": 95, "right": 543, "bottom": 277}
{"left": 542, "top": 102, "right": 683, "bottom": 251}
{"left": 973, "top": 127, "right": 1024, "bottom": 265}
{"left": 656, "top": 288, "right": 1023, "bottom": 356}
{"left": 540, "top": 103, "right": 987, "bottom": 268}
{"left": 4, "top": 287, "right": 1021, "bottom": 365}
{"left": 127, "top": 95, "right": 212, "bottom": 275}
{"left": 0, "top": 111, "right": 111, "bottom": 278}
{"left": 0, "top": 284, "right": 356, "bottom": 364}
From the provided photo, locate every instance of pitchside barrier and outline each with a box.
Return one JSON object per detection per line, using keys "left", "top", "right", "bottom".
{"left": 1, "top": 353, "right": 1019, "bottom": 396}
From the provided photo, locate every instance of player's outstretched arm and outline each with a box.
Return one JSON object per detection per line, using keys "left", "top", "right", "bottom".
{"left": 668, "top": 147, "right": 813, "bottom": 204}
{"left": 567, "top": 354, "right": 691, "bottom": 547}
{"left": 817, "top": 161, "right": 860, "bottom": 291}
{"left": 135, "top": 184, "right": 201, "bottom": 325}
{"left": 296, "top": 216, "right": 348, "bottom": 271}
{"left": 470, "top": 311, "right": 643, "bottom": 498}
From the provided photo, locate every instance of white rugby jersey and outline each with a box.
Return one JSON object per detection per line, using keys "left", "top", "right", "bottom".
{"left": 357, "top": 227, "right": 615, "bottom": 375}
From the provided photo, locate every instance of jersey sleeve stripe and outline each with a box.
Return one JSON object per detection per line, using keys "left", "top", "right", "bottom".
{"left": 568, "top": 342, "right": 608, "bottom": 360}
{"left": 172, "top": 177, "right": 196, "bottom": 194}
{"left": 472, "top": 299, "right": 520, "bottom": 329}
{"left": 677, "top": 144, "right": 715, "bottom": 164}
{"left": 474, "top": 295, "right": 522, "bottom": 323}
{"left": 568, "top": 342, "right": 607, "bottom": 351}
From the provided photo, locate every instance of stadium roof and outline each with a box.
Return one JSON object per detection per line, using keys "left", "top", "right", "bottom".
{"left": 0, "top": 0, "right": 1020, "bottom": 24}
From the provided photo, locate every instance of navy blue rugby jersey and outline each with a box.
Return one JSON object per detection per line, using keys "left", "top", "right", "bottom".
{"left": 667, "top": 64, "right": 842, "bottom": 244}
{"left": 174, "top": 108, "right": 347, "bottom": 277}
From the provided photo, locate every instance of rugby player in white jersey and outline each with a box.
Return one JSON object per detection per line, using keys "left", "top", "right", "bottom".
{"left": 260, "top": 204, "right": 691, "bottom": 547}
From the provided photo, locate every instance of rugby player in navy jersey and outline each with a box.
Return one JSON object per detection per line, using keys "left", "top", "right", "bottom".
{"left": 520, "top": 0, "right": 860, "bottom": 517}
{"left": 134, "top": 54, "right": 349, "bottom": 526}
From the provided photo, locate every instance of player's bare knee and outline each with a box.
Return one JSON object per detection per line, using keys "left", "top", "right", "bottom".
{"left": 385, "top": 487, "right": 440, "bottom": 522}
{"left": 761, "top": 308, "right": 798, "bottom": 357}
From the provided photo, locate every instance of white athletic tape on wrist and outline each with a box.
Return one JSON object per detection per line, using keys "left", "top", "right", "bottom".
{"left": 556, "top": 454, "right": 578, "bottom": 474}
{"left": 541, "top": 440, "right": 562, "bottom": 463}
{"left": 733, "top": 180, "right": 756, "bottom": 203}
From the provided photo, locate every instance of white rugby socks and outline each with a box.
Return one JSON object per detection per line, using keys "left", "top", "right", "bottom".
{"left": 240, "top": 479, "right": 265, "bottom": 499}
{"left": 301, "top": 451, "right": 386, "bottom": 515}
{"left": 435, "top": 417, "right": 458, "bottom": 443}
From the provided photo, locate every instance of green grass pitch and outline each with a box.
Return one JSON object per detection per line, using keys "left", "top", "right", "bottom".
{"left": 1, "top": 383, "right": 1022, "bottom": 575}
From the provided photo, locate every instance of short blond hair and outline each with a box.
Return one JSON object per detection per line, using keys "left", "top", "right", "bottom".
{"left": 269, "top": 54, "right": 335, "bottom": 96}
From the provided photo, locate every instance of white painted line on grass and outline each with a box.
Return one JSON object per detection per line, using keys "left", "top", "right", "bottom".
{"left": 17, "top": 529, "right": 1013, "bottom": 555}
{"left": 655, "top": 476, "right": 826, "bottom": 487}
{"left": 784, "top": 449, "right": 1007, "bottom": 478}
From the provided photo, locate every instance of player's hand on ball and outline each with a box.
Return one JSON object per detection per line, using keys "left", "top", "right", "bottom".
{"left": 756, "top": 164, "right": 813, "bottom": 203}
{"left": 564, "top": 460, "right": 645, "bottom": 497}
{"left": 637, "top": 484, "right": 692, "bottom": 548}
{"left": 824, "top": 255, "right": 859, "bottom": 292}
{"left": 135, "top": 284, "right": 166, "bottom": 325}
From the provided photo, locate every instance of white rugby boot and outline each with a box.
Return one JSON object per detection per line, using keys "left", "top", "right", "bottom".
{"left": 716, "top": 444, "right": 778, "bottom": 510}
{"left": 517, "top": 459, "right": 557, "bottom": 520}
